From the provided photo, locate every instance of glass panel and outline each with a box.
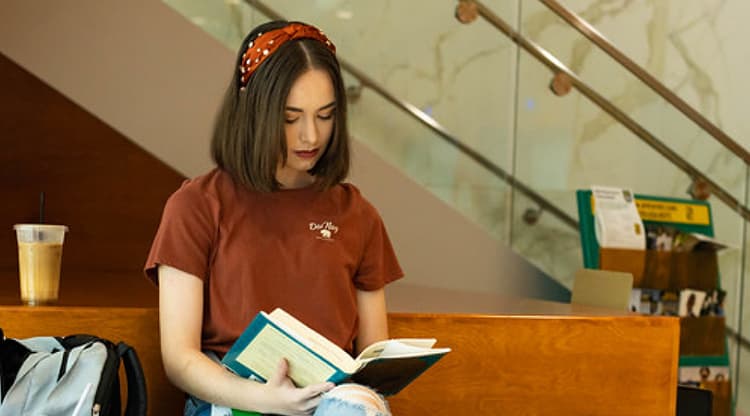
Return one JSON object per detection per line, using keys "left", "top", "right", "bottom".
{"left": 510, "top": 190, "right": 581, "bottom": 287}
{"left": 162, "top": 0, "right": 251, "bottom": 46}
{"left": 555, "top": 0, "right": 750, "bottom": 146}
{"left": 727, "top": 337, "right": 750, "bottom": 415}
{"left": 715, "top": 199, "right": 744, "bottom": 337}
{"left": 517, "top": 0, "right": 746, "bottom": 204}
{"left": 738, "top": 341, "right": 750, "bottom": 414}
{"left": 348, "top": 83, "right": 512, "bottom": 241}
{"left": 511, "top": 47, "right": 707, "bottom": 286}
{"left": 511, "top": 49, "right": 746, "bottom": 289}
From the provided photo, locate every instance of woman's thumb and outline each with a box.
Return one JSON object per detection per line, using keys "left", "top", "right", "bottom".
{"left": 267, "top": 358, "right": 289, "bottom": 385}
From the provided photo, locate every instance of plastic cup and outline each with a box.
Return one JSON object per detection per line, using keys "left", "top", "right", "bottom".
{"left": 14, "top": 224, "right": 68, "bottom": 306}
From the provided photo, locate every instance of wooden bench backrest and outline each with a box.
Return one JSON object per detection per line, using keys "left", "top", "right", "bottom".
{"left": 0, "top": 305, "right": 680, "bottom": 415}
{"left": 387, "top": 312, "right": 679, "bottom": 415}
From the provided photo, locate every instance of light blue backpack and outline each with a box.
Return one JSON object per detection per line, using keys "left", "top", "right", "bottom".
{"left": 0, "top": 329, "right": 147, "bottom": 416}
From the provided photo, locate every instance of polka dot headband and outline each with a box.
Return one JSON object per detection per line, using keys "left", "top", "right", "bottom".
{"left": 239, "top": 22, "right": 336, "bottom": 89}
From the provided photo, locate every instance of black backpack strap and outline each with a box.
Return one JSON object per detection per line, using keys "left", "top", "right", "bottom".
{"left": 0, "top": 331, "right": 32, "bottom": 402}
{"left": 116, "top": 342, "right": 148, "bottom": 416}
{"left": 60, "top": 334, "right": 100, "bottom": 348}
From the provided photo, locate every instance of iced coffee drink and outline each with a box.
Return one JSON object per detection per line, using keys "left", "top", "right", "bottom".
{"left": 14, "top": 224, "right": 68, "bottom": 305}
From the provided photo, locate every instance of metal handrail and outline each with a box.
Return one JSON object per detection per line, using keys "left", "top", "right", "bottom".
{"left": 727, "top": 326, "right": 750, "bottom": 352}
{"left": 246, "top": 0, "right": 579, "bottom": 230}
{"left": 466, "top": 0, "right": 750, "bottom": 223}
{"left": 539, "top": 0, "right": 750, "bottom": 165}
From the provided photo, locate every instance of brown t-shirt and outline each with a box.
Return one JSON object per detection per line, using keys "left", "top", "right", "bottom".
{"left": 144, "top": 169, "right": 403, "bottom": 355}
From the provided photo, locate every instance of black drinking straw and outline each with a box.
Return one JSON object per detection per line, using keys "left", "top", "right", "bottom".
{"left": 39, "top": 191, "right": 45, "bottom": 224}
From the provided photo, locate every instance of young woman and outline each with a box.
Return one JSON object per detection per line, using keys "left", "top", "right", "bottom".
{"left": 145, "top": 21, "right": 403, "bottom": 416}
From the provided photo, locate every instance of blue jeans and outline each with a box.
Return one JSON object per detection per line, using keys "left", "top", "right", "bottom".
{"left": 184, "top": 384, "right": 390, "bottom": 416}
{"left": 314, "top": 384, "right": 390, "bottom": 416}
{"left": 184, "top": 395, "right": 212, "bottom": 416}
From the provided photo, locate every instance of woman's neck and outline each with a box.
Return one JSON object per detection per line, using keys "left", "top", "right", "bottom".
{"left": 276, "top": 169, "right": 315, "bottom": 190}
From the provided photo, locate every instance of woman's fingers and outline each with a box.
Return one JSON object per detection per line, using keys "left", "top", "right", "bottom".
{"left": 302, "top": 382, "right": 335, "bottom": 398}
{"left": 267, "top": 358, "right": 290, "bottom": 386}
{"left": 263, "top": 359, "right": 335, "bottom": 415}
{"left": 298, "top": 382, "right": 334, "bottom": 413}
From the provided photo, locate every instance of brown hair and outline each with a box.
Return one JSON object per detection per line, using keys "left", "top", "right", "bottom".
{"left": 211, "top": 20, "right": 350, "bottom": 192}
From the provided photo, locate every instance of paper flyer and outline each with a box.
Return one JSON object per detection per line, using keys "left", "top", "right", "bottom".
{"left": 592, "top": 186, "right": 646, "bottom": 250}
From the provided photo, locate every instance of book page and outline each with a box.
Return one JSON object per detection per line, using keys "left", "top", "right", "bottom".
{"left": 380, "top": 339, "right": 441, "bottom": 357}
{"left": 269, "top": 308, "right": 356, "bottom": 372}
{"left": 357, "top": 338, "right": 447, "bottom": 361}
{"left": 235, "top": 324, "right": 338, "bottom": 387}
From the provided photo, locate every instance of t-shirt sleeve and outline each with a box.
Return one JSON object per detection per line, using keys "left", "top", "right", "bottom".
{"left": 354, "top": 200, "right": 404, "bottom": 291}
{"left": 144, "top": 181, "right": 218, "bottom": 285}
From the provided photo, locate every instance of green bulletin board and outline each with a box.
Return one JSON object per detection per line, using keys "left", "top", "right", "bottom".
{"left": 576, "top": 190, "right": 715, "bottom": 268}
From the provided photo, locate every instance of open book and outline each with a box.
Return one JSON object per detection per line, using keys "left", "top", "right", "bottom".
{"left": 221, "top": 308, "right": 450, "bottom": 396}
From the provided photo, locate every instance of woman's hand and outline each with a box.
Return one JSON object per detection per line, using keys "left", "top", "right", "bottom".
{"left": 262, "top": 359, "right": 334, "bottom": 416}
{"left": 159, "top": 265, "right": 330, "bottom": 413}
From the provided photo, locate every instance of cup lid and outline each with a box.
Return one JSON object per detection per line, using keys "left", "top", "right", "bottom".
{"left": 13, "top": 224, "right": 69, "bottom": 232}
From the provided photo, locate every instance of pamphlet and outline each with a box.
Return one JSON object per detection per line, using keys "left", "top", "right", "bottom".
{"left": 592, "top": 186, "right": 646, "bottom": 250}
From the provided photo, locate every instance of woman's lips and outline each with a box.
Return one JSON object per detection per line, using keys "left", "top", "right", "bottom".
{"left": 294, "top": 149, "right": 319, "bottom": 159}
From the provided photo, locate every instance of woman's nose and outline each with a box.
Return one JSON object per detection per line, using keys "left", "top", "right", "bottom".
{"left": 299, "top": 116, "right": 319, "bottom": 145}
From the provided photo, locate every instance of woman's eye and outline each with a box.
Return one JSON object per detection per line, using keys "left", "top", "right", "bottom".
{"left": 285, "top": 117, "right": 299, "bottom": 124}
{"left": 318, "top": 113, "right": 334, "bottom": 120}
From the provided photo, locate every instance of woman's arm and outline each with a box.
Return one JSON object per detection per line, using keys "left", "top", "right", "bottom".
{"left": 354, "top": 288, "right": 389, "bottom": 354}
{"left": 158, "top": 265, "right": 333, "bottom": 415}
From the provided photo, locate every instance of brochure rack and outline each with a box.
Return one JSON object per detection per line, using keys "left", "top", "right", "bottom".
{"left": 576, "top": 190, "right": 732, "bottom": 416}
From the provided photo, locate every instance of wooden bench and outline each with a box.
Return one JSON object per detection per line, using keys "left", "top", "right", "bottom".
{"left": 0, "top": 286, "right": 680, "bottom": 415}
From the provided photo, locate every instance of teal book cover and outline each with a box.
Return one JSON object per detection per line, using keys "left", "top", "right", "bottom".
{"left": 221, "top": 308, "right": 451, "bottom": 396}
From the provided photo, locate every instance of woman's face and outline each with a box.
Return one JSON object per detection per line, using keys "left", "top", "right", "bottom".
{"left": 276, "top": 68, "right": 336, "bottom": 189}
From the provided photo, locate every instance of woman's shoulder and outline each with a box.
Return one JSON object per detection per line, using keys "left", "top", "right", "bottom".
{"left": 173, "top": 169, "right": 235, "bottom": 197}
{"left": 334, "top": 182, "right": 364, "bottom": 202}
{"left": 336, "top": 182, "right": 361, "bottom": 196}
{"left": 335, "top": 183, "right": 379, "bottom": 216}
{"left": 167, "top": 168, "right": 237, "bottom": 209}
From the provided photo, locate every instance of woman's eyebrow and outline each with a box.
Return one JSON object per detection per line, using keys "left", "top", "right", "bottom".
{"left": 285, "top": 101, "right": 336, "bottom": 112}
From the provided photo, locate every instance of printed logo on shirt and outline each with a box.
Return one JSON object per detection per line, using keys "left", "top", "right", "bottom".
{"left": 309, "top": 221, "right": 339, "bottom": 241}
